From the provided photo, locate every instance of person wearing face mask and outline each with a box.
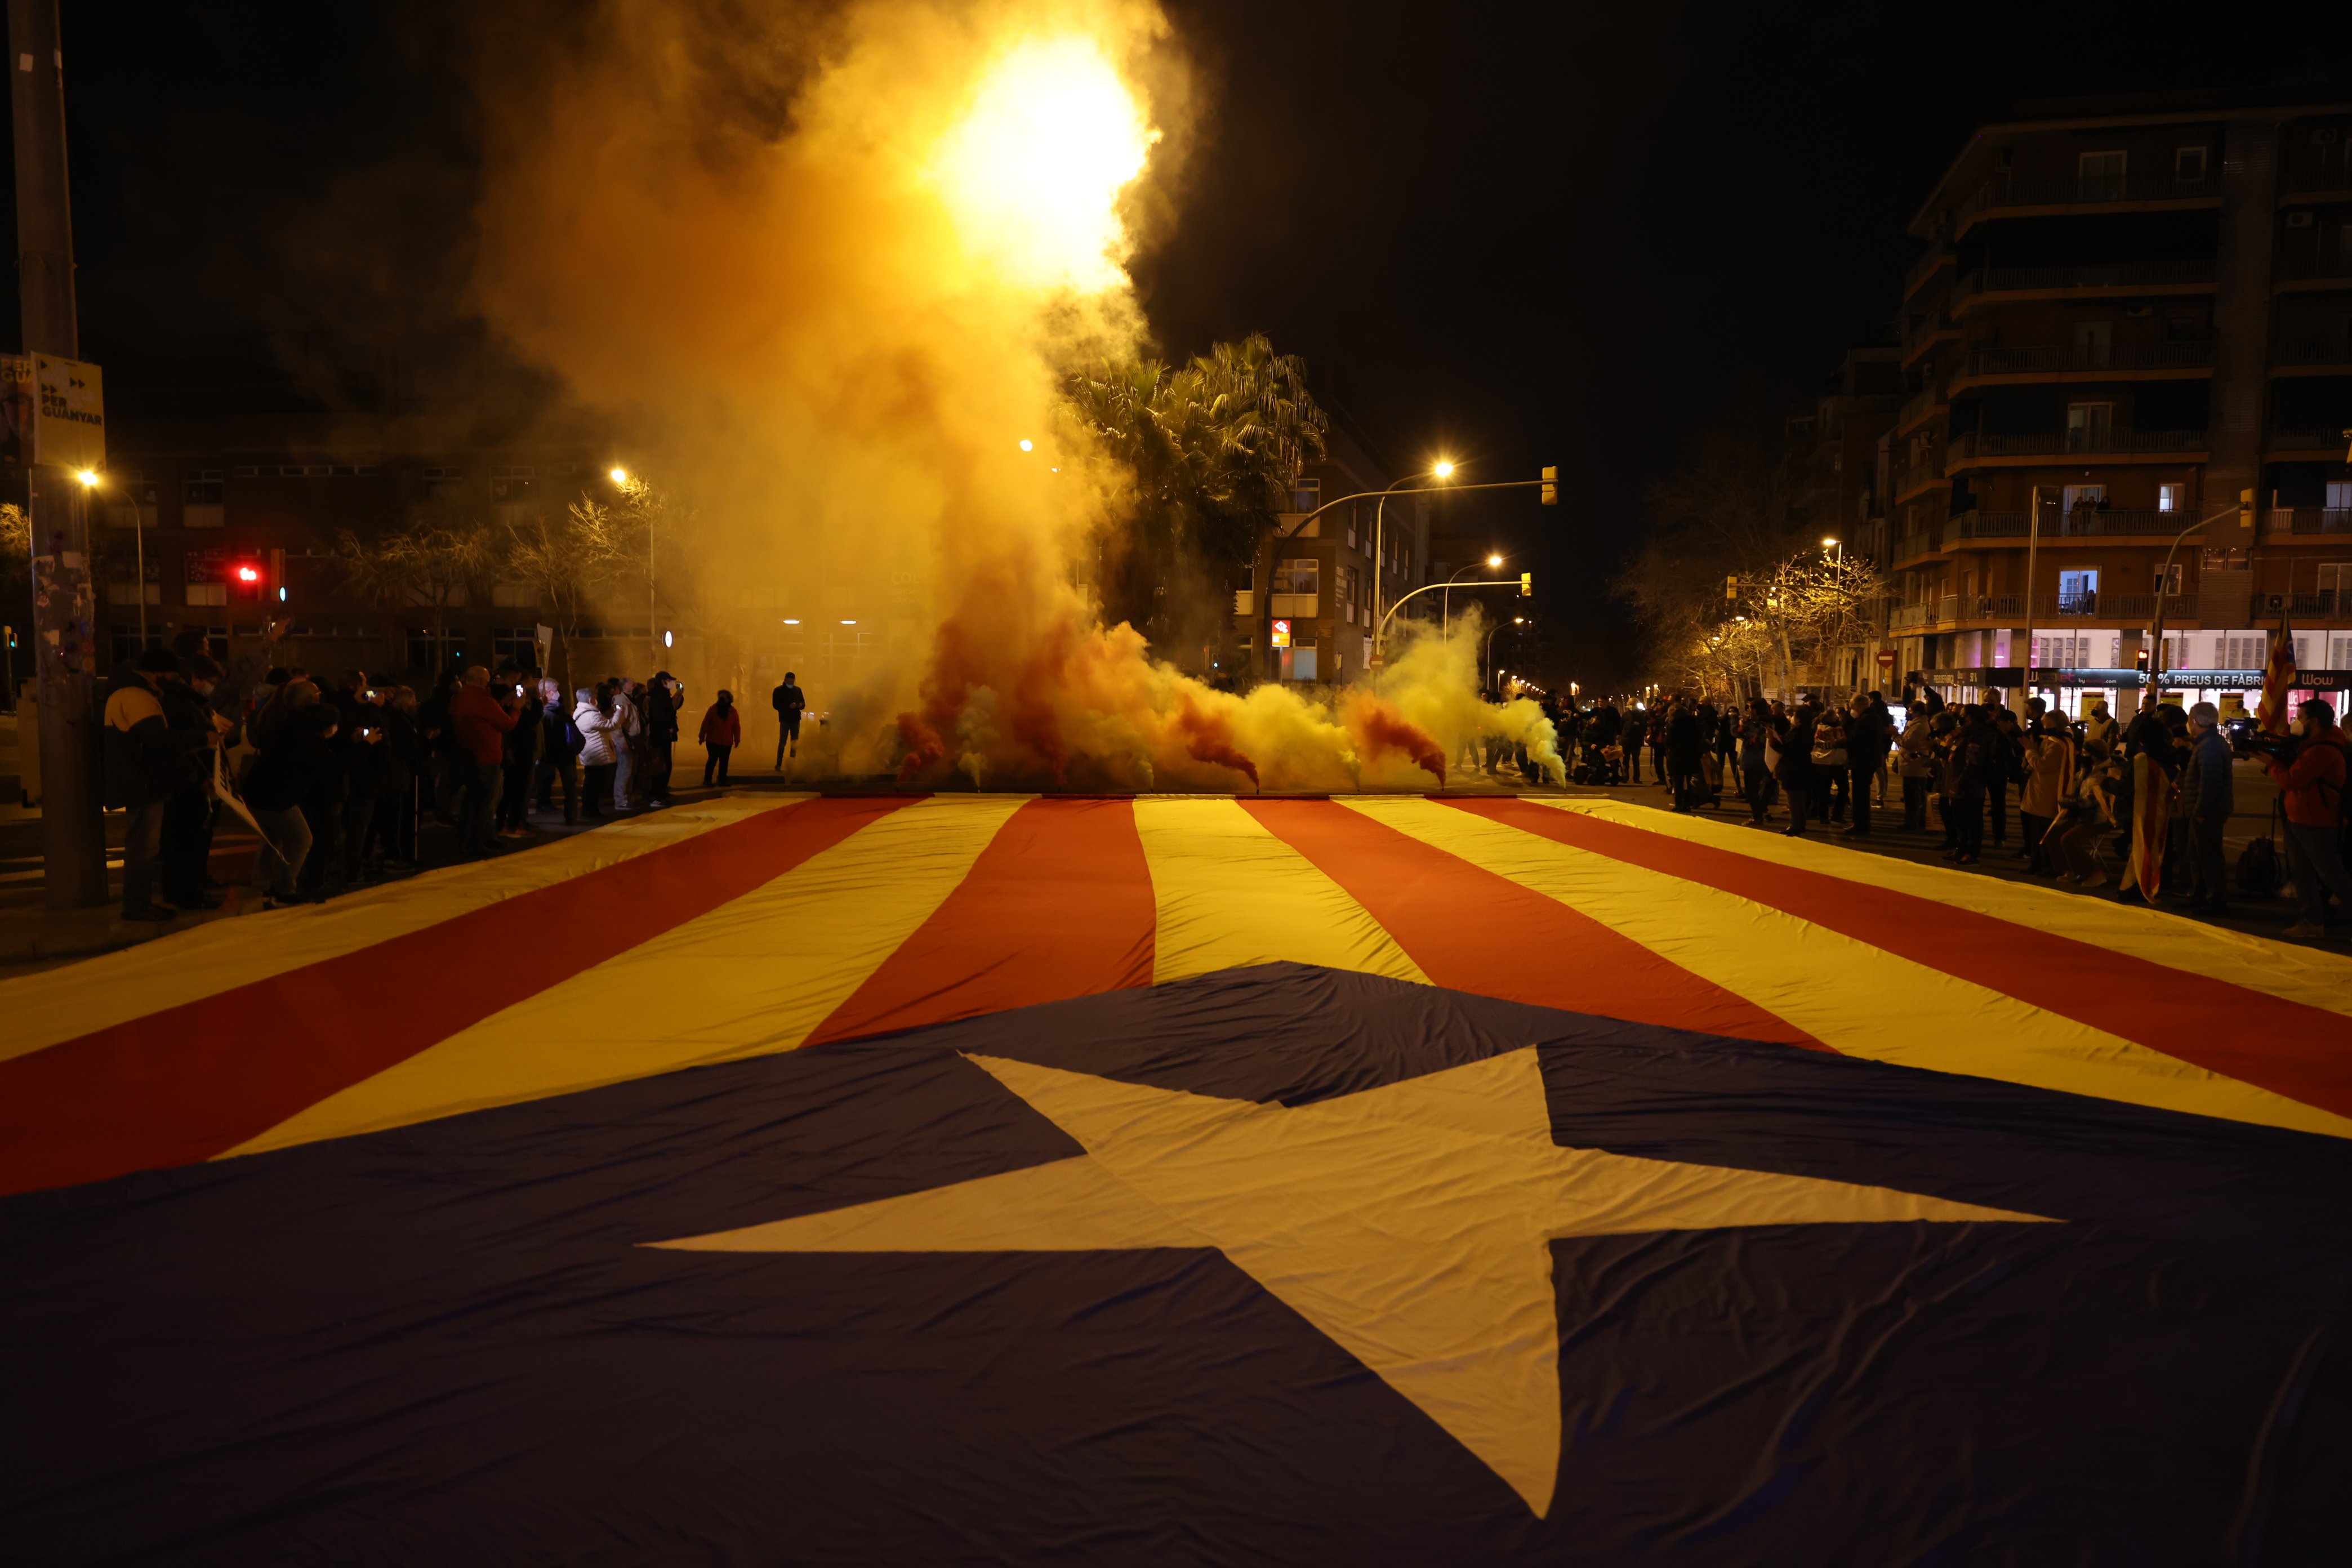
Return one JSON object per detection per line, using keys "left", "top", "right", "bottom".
{"left": 2265, "top": 699, "right": 2352, "bottom": 940}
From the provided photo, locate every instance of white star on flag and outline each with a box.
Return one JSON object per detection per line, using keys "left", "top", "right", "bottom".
{"left": 654, "top": 1048, "right": 2052, "bottom": 1515}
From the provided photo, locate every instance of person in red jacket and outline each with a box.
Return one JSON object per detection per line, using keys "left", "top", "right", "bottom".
{"left": 698, "top": 690, "right": 743, "bottom": 786}
{"left": 449, "top": 666, "right": 520, "bottom": 856}
{"left": 2265, "top": 698, "right": 2351, "bottom": 939}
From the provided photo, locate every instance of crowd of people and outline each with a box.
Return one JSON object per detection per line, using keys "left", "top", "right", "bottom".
{"left": 1544, "top": 685, "right": 2351, "bottom": 938}
{"left": 95, "top": 626, "right": 809, "bottom": 923}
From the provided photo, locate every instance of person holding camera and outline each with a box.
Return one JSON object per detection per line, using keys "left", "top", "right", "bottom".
{"left": 2264, "top": 699, "right": 2351, "bottom": 940}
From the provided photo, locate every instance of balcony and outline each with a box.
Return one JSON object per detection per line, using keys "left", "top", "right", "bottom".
{"left": 2276, "top": 253, "right": 2352, "bottom": 289}
{"left": 1946, "top": 429, "right": 2208, "bottom": 468}
{"left": 2273, "top": 337, "right": 2352, "bottom": 372}
{"left": 1895, "top": 376, "right": 1949, "bottom": 433}
{"left": 1954, "top": 591, "right": 2197, "bottom": 624}
{"left": 1891, "top": 603, "right": 1935, "bottom": 630}
{"left": 2266, "top": 430, "right": 2352, "bottom": 456}
{"left": 1892, "top": 531, "right": 1942, "bottom": 564}
{"left": 1952, "top": 258, "right": 2215, "bottom": 304}
{"left": 1903, "top": 308, "right": 1959, "bottom": 367}
{"left": 2264, "top": 507, "right": 2352, "bottom": 535}
{"left": 1892, "top": 455, "right": 1944, "bottom": 501}
{"left": 1957, "top": 341, "right": 2214, "bottom": 381}
{"left": 1944, "top": 507, "right": 2191, "bottom": 544}
{"left": 1960, "top": 170, "right": 2219, "bottom": 230}
{"left": 1904, "top": 247, "right": 1950, "bottom": 300}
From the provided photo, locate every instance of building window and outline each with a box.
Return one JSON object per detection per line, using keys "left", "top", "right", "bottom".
{"left": 408, "top": 629, "right": 465, "bottom": 672}
{"left": 2077, "top": 150, "right": 2127, "bottom": 199}
{"left": 1277, "top": 558, "right": 1319, "bottom": 596}
{"left": 492, "top": 627, "right": 540, "bottom": 666}
{"left": 2158, "top": 483, "right": 2185, "bottom": 513}
{"left": 2174, "top": 146, "right": 2208, "bottom": 184}
{"left": 2057, "top": 569, "right": 2100, "bottom": 611}
{"left": 183, "top": 472, "right": 225, "bottom": 528}
{"left": 1293, "top": 478, "right": 1320, "bottom": 513}
{"left": 2065, "top": 402, "right": 2114, "bottom": 451}
{"left": 2154, "top": 562, "right": 2183, "bottom": 595}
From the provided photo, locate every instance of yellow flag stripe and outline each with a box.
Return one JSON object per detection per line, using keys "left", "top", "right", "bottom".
{"left": 1538, "top": 797, "right": 2352, "bottom": 1019}
{"left": 1349, "top": 795, "right": 2352, "bottom": 1139}
{"left": 0, "top": 795, "right": 804, "bottom": 1064}
{"left": 225, "top": 794, "right": 1030, "bottom": 1157}
{"left": 1133, "top": 796, "right": 1426, "bottom": 986}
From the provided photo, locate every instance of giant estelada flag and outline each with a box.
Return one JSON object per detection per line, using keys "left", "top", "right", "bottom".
{"left": 5, "top": 793, "right": 2351, "bottom": 1562}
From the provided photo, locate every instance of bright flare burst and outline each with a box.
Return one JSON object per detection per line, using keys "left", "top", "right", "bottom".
{"left": 930, "top": 35, "right": 1157, "bottom": 292}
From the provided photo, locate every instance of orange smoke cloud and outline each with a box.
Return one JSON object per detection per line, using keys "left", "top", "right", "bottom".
{"left": 1341, "top": 692, "right": 1446, "bottom": 786}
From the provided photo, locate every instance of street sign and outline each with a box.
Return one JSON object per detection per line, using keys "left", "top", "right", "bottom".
{"left": 1875, "top": 650, "right": 1895, "bottom": 669}
{"left": 1270, "top": 618, "right": 1291, "bottom": 649}
{"left": 33, "top": 353, "right": 103, "bottom": 471}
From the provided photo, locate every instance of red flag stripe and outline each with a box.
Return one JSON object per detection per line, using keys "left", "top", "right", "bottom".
{"left": 808, "top": 798, "right": 1157, "bottom": 1045}
{"left": 1240, "top": 798, "right": 1821, "bottom": 1050}
{"left": 1450, "top": 797, "right": 2352, "bottom": 1119}
{"left": 0, "top": 796, "right": 914, "bottom": 1197}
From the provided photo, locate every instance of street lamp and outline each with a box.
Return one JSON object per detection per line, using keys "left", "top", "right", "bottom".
{"left": 1370, "top": 460, "right": 1459, "bottom": 666}
{"left": 1822, "top": 536, "right": 1842, "bottom": 562}
{"left": 609, "top": 467, "right": 630, "bottom": 485}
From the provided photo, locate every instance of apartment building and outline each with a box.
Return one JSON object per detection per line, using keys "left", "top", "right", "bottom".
{"left": 1235, "top": 425, "right": 1428, "bottom": 683}
{"left": 1891, "top": 88, "right": 2352, "bottom": 718}
{"left": 1788, "top": 349, "right": 1903, "bottom": 691}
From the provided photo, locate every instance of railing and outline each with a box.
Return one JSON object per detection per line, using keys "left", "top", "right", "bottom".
{"left": 1892, "top": 532, "right": 1941, "bottom": 562}
{"left": 1962, "top": 341, "right": 2214, "bottom": 377}
{"left": 1965, "top": 171, "right": 2219, "bottom": 218}
{"left": 1891, "top": 603, "right": 1933, "bottom": 630}
{"left": 1936, "top": 594, "right": 1959, "bottom": 624}
{"left": 1945, "top": 507, "right": 2191, "bottom": 543}
{"left": 1948, "top": 591, "right": 2196, "bottom": 623}
{"left": 2281, "top": 591, "right": 2347, "bottom": 616}
{"left": 1904, "top": 248, "right": 1948, "bottom": 298}
{"left": 2264, "top": 507, "right": 2352, "bottom": 534}
{"left": 1904, "top": 309, "right": 1956, "bottom": 360}
{"left": 1952, "top": 259, "right": 2215, "bottom": 300}
{"left": 1896, "top": 377, "right": 1948, "bottom": 430}
{"left": 1893, "top": 456, "right": 1943, "bottom": 497}
{"left": 2277, "top": 253, "right": 2352, "bottom": 283}
{"left": 1946, "top": 429, "right": 2209, "bottom": 465}
{"left": 2275, "top": 338, "right": 2352, "bottom": 367}
{"left": 2268, "top": 430, "right": 2352, "bottom": 455}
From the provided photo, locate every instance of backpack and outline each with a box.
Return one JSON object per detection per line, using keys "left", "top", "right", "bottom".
{"left": 2235, "top": 816, "right": 2280, "bottom": 897}
{"left": 565, "top": 713, "right": 587, "bottom": 756}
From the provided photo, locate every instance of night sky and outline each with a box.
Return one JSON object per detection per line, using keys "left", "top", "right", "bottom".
{"left": 31, "top": 0, "right": 2352, "bottom": 682}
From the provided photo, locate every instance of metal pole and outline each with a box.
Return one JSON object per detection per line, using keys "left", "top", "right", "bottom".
{"left": 133, "top": 494, "right": 145, "bottom": 646}
{"left": 2021, "top": 484, "right": 2039, "bottom": 710}
{"left": 12, "top": 0, "right": 106, "bottom": 908}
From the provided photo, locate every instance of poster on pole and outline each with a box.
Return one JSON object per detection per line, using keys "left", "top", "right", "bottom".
{"left": 0, "top": 355, "right": 33, "bottom": 467}
{"left": 33, "top": 354, "right": 104, "bottom": 471}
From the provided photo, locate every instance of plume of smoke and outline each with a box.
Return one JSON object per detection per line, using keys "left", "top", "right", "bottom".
{"left": 467, "top": 0, "right": 1505, "bottom": 794}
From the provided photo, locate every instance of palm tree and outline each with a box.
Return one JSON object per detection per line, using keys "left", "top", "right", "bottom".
{"left": 1066, "top": 333, "right": 1326, "bottom": 662}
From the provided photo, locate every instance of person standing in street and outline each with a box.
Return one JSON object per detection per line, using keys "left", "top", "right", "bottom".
{"left": 772, "top": 671, "right": 807, "bottom": 769}
{"left": 1841, "top": 694, "right": 1888, "bottom": 839}
{"left": 700, "top": 690, "right": 742, "bottom": 786}
{"left": 1740, "top": 697, "right": 1775, "bottom": 825}
{"left": 644, "top": 672, "right": 681, "bottom": 805}
{"left": 534, "top": 681, "right": 582, "bottom": 826}
{"left": 104, "top": 648, "right": 217, "bottom": 922}
{"left": 450, "top": 665, "right": 519, "bottom": 856}
{"left": 1777, "top": 701, "right": 1818, "bottom": 838}
{"left": 2264, "top": 698, "right": 2351, "bottom": 939}
{"left": 1945, "top": 706, "right": 1993, "bottom": 865}
{"left": 2181, "top": 702, "right": 2233, "bottom": 915}
{"left": 574, "top": 685, "right": 619, "bottom": 821}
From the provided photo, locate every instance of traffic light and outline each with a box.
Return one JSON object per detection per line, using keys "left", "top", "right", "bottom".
{"left": 1726, "top": 574, "right": 1740, "bottom": 600}
{"left": 1539, "top": 465, "right": 1557, "bottom": 506}
{"left": 231, "top": 559, "right": 265, "bottom": 602}
{"left": 1518, "top": 572, "right": 1533, "bottom": 598}
{"left": 2238, "top": 488, "right": 2255, "bottom": 529}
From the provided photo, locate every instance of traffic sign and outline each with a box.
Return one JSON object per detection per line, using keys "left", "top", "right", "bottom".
{"left": 1875, "top": 650, "right": 1896, "bottom": 669}
{"left": 1271, "top": 618, "right": 1292, "bottom": 649}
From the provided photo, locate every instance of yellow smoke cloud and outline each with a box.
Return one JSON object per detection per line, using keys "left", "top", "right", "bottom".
{"left": 469, "top": 0, "right": 1548, "bottom": 793}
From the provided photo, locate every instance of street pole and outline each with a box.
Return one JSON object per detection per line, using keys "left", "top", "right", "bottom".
{"left": 2021, "top": 484, "right": 2040, "bottom": 717}
{"left": 12, "top": 0, "right": 107, "bottom": 908}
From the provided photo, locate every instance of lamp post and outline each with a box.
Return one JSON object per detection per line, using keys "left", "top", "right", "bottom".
{"left": 1369, "top": 460, "right": 1451, "bottom": 663}
{"left": 1254, "top": 470, "right": 1551, "bottom": 682}
{"left": 1441, "top": 553, "right": 1504, "bottom": 642}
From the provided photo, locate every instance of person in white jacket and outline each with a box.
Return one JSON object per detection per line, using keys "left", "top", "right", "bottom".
{"left": 573, "top": 687, "right": 620, "bottom": 821}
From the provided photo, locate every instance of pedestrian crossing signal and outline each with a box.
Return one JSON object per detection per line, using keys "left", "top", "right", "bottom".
{"left": 1539, "top": 466, "right": 1557, "bottom": 506}
{"left": 2238, "top": 488, "right": 2254, "bottom": 529}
